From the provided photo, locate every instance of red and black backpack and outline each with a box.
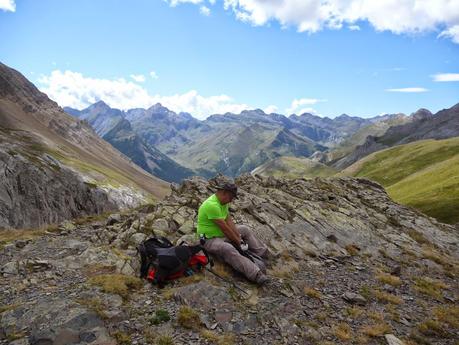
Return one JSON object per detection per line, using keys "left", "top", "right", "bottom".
{"left": 137, "top": 236, "right": 210, "bottom": 286}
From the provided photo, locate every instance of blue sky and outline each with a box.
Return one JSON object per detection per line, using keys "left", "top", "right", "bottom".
{"left": 0, "top": 0, "right": 458, "bottom": 119}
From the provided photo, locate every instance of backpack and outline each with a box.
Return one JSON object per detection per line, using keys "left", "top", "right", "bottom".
{"left": 137, "top": 236, "right": 210, "bottom": 286}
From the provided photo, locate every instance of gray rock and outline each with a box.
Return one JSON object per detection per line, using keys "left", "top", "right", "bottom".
{"left": 0, "top": 147, "right": 117, "bottom": 229}
{"left": 152, "top": 218, "right": 170, "bottom": 232}
{"left": 130, "top": 232, "right": 147, "bottom": 245}
{"left": 2, "top": 261, "right": 18, "bottom": 275}
{"left": 384, "top": 334, "right": 405, "bottom": 345}
{"left": 106, "top": 213, "right": 122, "bottom": 226}
{"left": 342, "top": 292, "right": 367, "bottom": 305}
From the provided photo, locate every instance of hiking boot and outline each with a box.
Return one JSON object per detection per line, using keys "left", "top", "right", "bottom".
{"left": 255, "top": 272, "right": 269, "bottom": 285}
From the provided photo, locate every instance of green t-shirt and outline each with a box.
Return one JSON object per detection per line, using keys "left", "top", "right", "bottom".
{"left": 197, "top": 194, "right": 229, "bottom": 239}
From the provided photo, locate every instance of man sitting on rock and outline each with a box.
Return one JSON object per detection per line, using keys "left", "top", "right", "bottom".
{"left": 197, "top": 183, "right": 270, "bottom": 285}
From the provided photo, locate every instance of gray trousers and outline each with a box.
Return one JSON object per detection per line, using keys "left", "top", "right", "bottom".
{"left": 203, "top": 225, "right": 268, "bottom": 281}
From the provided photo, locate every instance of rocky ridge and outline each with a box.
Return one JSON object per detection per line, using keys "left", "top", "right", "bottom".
{"left": 333, "top": 104, "right": 459, "bottom": 169}
{"left": 0, "top": 62, "right": 170, "bottom": 228}
{"left": 1, "top": 175, "right": 458, "bottom": 344}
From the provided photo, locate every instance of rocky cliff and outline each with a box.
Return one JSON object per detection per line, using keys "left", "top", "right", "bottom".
{"left": 0, "top": 62, "right": 169, "bottom": 229}
{"left": 1, "top": 175, "right": 457, "bottom": 344}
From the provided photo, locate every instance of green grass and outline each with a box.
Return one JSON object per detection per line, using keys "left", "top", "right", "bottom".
{"left": 345, "top": 137, "right": 459, "bottom": 224}
{"left": 253, "top": 156, "right": 337, "bottom": 178}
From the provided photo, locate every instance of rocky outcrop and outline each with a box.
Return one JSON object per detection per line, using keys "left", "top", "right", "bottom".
{"left": 0, "top": 145, "right": 116, "bottom": 229}
{"left": 1, "top": 175, "right": 457, "bottom": 344}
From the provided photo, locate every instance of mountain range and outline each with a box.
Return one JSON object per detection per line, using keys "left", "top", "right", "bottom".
{"left": 65, "top": 101, "right": 425, "bottom": 179}
{"left": 65, "top": 102, "right": 195, "bottom": 183}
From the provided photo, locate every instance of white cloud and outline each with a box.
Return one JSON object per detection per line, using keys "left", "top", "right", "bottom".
{"left": 438, "top": 24, "right": 459, "bottom": 44}
{"left": 432, "top": 73, "right": 459, "bottom": 82}
{"left": 37, "top": 70, "right": 250, "bottom": 120}
{"left": 169, "top": 0, "right": 459, "bottom": 44}
{"left": 0, "top": 0, "right": 15, "bottom": 12}
{"left": 264, "top": 105, "right": 278, "bottom": 114}
{"left": 149, "top": 71, "right": 159, "bottom": 79}
{"left": 130, "top": 74, "right": 146, "bottom": 82}
{"left": 385, "top": 87, "right": 428, "bottom": 93}
{"left": 348, "top": 25, "right": 360, "bottom": 31}
{"left": 285, "top": 98, "right": 326, "bottom": 114}
{"left": 168, "top": 0, "right": 203, "bottom": 7}
{"left": 200, "top": 5, "right": 211, "bottom": 16}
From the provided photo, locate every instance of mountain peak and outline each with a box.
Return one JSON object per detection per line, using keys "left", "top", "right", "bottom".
{"left": 148, "top": 102, "right": 170, "bottom": 113}
{"left": 86, "top": 100, "right": 111, "bottom": 112}
{"left": 411, "top": 108, "right": 433, "bottom": 121}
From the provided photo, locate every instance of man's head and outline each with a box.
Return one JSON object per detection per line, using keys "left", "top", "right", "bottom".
{"left": 215, "top": 183, "right": 238, "bottom": 204}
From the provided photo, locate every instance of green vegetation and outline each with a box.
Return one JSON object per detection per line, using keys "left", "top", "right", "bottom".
{"left": 328, "top": 115, "right": 408, "bottom": 162}
{"left": 252, "top": 156, "right": 337, "bottom": 178}
{"left": 177, "top": 306, "right": 201, "bottom": 330}
{"left": 342, "top": 137, "right": 459, "bottom": 224}
{"left": 150, "top": 309, "right": 171, "bottom": 325}
{"left": 113, "top": 331, "right": 131, "bottom": 345}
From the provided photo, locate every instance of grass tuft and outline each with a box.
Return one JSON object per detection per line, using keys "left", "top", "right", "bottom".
{"left": 374, "top": 290, "right": 403, "bottom": 305}
{"left": 89, "top": 274, "right": 143, "bottom": 300}
{"left": 333, "top": 322, "right": 352, "bottom": 341}
{"left": 150, "top": 309, "right": 171, "bottom": 325}
{"left": 304, "top": 286, "right": 322, "bottom": 299}
{"left": 376, "top": 272, "right": 401, "bottom": 286}
{"left": 413, "top": 277, "right": 447, "bottom": 300}
{"left": 156, "top": 335, "right": 175, "bottom": 345}
{"left": 200, "top": 330, "right": 235, "bottom": 345}
{"left": 177, "top": 306, "right": 201, "bottom": 330}
{"left": 360, "top": 322, "right": 391, "bottom": 337}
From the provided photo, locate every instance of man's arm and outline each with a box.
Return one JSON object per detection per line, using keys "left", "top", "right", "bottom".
{"left": 213, "top": 219, "right": 241, "bottom": 245}
{"left": 226, "top": 215, "right": 241, "bottom": 238}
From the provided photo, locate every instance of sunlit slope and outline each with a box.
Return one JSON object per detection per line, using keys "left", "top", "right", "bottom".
{"left": 252, "top": 156, "right": 337, "bottom": 178}
{"left": 340, "top": 137, "right": 459, "bottom": 224}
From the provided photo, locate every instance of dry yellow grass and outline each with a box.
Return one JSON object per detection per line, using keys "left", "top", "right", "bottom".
{"left": 200, "top": 330, "right": 235, "bottom": 345}
{"left": 75, "top": 298, "right": 108, "bottom": 319}
{"left": 374, "top": 290, "right": 403, "bottom": 305}
{"left": 304, "top": 286, "right": 322, "bottom": 299}
{"left": 89, "top": 274, "right": 143, "bottom": 300}
{"left": 360, "top": 322, "right": 391, "bottom": 337}
{"left": 0, "top": 225, "right": 59, "bottom": 249}
{"left": 376, "top": 272, "right": 401, "bottom": 286}
{"left": 367, "top": 310, "right": 385, "bottom": 321}
{"left": 267, "top": 260, "right": 299, "bottom": 279}
{"left": 177, "top": 306, "right": 201, "bottom": 330}
{"left": 433, "top": 305, "right": 459, "bottom": 328}
{"left": 333, "top": 322, "right": 352, "bottom": 341}
{"left": 346, "top": 306, "right": 365, "bottom": 319}
{"left": 413, "top": 277, "right": 447, "bottom": 299}
{"left": 345, "top": 244, "right": 360, "bottom": 256}
{"left": 211, "top": 261, "right": 232, "bottom": 279}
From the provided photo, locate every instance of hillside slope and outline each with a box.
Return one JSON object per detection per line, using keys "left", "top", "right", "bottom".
{"left": 340, "top": 137, "right": 459, "bottom": 224}
{"left": 334, "top": 104, "right": 459, "bottom": 169}
{"left": 0, "top": 62, "right": 169, "bottom": 228}
{"left": 252, "top": 156, "right": 338, "bottom": 178}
